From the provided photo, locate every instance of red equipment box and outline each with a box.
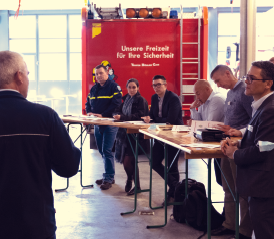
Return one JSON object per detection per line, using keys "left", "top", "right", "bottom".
{"left": 82, "top": 12, "right": 208, "bottom": 122}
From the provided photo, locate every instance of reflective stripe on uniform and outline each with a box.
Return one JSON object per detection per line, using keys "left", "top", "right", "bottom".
{"left": 88, "top": 91, "right": 122, "bottom": 100}
{"left": 0, "top": 134, "right": 50, "bottom": 137}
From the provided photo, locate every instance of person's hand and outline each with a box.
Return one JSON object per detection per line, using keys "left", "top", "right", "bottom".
{"left": 221, "top": 139, "right": 228, "bottom": 155}
{"left": 187, "top": 119, "right": 192, "bottom": 126}
{"left": 221, "top": 138, "right": 238, "bottom": 154}
{"left": 93, "top": 113, "right": 102, "bottom": 118}
{"left": 221, "top": 137, "right": 238, "bottom": 159}
{"left": 217, "top": 124, "right": 231, "bottom": 133}
{"left": 87, "top": 112, "right": 93, "bottom": 116}
{"left": 225, "top": 138, "right": 238, "bottom": 159}
{"left": 227, "top": 129, "right": 242, "bottom": 137}
{"left": 141, "top": 116, "right": 150, "bottom": 123}
{"left": 190, "top": 99, "right": 202, "bottom": 109}
{"left": 113, "top": 115, "right": 120, "bottom": 120}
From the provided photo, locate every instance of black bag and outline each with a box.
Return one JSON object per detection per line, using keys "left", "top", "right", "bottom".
{"left": 172, "top": 178, "right": 224, "bottom": 235}
{"left": 194, "top": 129, "right": 228, "bottom": 142}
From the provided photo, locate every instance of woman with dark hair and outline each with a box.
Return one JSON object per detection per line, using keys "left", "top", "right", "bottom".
{"left": 113, "top": 78, "right": 149, "bottom": 195}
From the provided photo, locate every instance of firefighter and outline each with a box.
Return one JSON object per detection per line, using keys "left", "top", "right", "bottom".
{"left": 85, "top": 64, "right": 122, "bottom": 190}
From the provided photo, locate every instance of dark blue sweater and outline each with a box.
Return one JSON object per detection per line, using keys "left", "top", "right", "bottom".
{"left": 85, "top": 79, "right": 122, "bottom": 117}
{"left": 0, "top": 91, "right": 80, "bottom": 239}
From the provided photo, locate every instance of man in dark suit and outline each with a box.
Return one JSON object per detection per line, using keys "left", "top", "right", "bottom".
{"left": 142, "top": 75, "right": 183, "bottom": 205}
{"left": 222, "top": 61, "right": 274, "bottom": 239}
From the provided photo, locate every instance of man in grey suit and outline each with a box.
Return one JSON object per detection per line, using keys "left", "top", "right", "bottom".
{"left": 211, "top": 65, "right": 253, "bottom": 239}
{"left": 222, "top": 61, "right": 274, "bottom": 239}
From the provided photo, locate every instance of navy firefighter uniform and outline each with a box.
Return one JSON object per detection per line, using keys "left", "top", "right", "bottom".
{"left": 85, "top": 79, "right": 122, "bottom": 117}
{"left": 85, "top": 79, "right": 122, "bottom": 184}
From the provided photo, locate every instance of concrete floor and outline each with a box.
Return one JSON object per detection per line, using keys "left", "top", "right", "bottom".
{"left": 52, "top": 126, "right": 255, "bottom": 239}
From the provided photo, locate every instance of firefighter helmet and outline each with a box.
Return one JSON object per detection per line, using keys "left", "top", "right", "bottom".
{"left": 92, "top": 68, "right": 95, "bottom": 83}
{"left": 101, "top": 60, "right": 111, "bottom": 67}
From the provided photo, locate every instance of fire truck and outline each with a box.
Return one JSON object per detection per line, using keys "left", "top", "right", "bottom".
{"left": 81, "top": 4, "right": 208, "bottom": 123}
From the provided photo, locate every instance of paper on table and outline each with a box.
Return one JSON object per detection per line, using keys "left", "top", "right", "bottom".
{"left": 180, "top": 143, "right": 220, "bottom": 149}
{"left": 125, "top": 121, "right": 166, "bottom": 126}
{"left": 79, "top": 115, "right": 97, "bottom": 119}
{"left": 97, "top": 118, "right": 115, "bottom": 121}
{"left": 148, "top": 123, "right": 167, "bottom": 130}
{"left": 148, "top": 124, "right": 157, "bottom": 130}
{"left": 172, "top": 125, "right": 191, "bottom": 132}
{"left": 126, "top": 121, "right": 146, "bottom": 124}
{"left": 190, "top": 120, "right": 224, "bottom": 134}
{"left": 62, "top": 114, "right": 79, "bottom": 117}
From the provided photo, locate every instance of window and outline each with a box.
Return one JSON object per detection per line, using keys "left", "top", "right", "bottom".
{"left": 256, "top": 10, "right": 274, "bottom": 61}
{"left": 23, "top": 55, "right": 36, "bottom": 81}
{"left": 9, "top": 11, "right": 82, "bottom": 115}
{"left": 216, "top": 12, "right": 240, "bottom": 96}
{"left": 39, "top": 15, "right": 67, "bottom": 38}
{"left": 39, "top": 53, "right": 67, "bottom": 81}
{"left": 9, "top": 16, "right": 36, "bottom": 38}
{"left": 217, "top": 13, "right": 240, "bottom": 69}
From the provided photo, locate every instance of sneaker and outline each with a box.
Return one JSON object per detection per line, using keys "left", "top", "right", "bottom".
{"left": 161, "top": 195, "right": 175, "bottom": 207}
{"left": 100, "top": 181, "right": 112, "bottom": 190}
{"left": 95, "top": 178, "right": 115, "bottom": 185}
{"left": 125, "top": 180, "right": 132, "bottom": 193}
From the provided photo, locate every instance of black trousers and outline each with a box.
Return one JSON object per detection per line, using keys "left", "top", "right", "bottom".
{"left": 249, "top": 196, "right": 274, "bottom": 239}
{"left": 46, "top": 234, "right": 56, "bottom": 239}
{"left": 214, "top": 158, "right": 222, "bottom": 186}
{"left": 152, "top": 140, "right": 180, "bottom": 197}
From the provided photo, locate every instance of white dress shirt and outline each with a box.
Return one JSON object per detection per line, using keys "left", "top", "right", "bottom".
{"left": 190, "top": 91, "right": 225, "bottom": 122}
{"left": 239, "top": 92, "right": 274, "bottom": 136}
{"left": 251, "top": 92, "right": 274, "bottom": 117}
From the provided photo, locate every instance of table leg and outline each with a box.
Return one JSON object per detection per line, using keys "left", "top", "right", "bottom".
{"left": 147, "top": 143, "right": 169, "bottom": 229}
{"left": 55, "top": 178, "right": 69, "bottom": 192}
{"left": 149, "top": 138, "right": 163, "bottom": 211}
{"left": 184, "top": 159, "right": 189, "bottom": 225}
{"left": 121, "top": 133, "right": 140, "bottom": 215}
{"left": 185, "top": 159, "right": 188, "bottom": 200}
{"left": 207, "top": 158, "right": 212, "bottom": 239}
{"left": 214, "top": 158, "right": 239, "bottom": 238}
{"left": 235, "top": 192, "right": 239, "bottom": 239}
{"left": 79, "top": 123, "right": 93, "bottom": 188}
{"left": 121, "top": 133, "right": 159, "bottom": 216}
{"left": 55, "top": 123, "right": 93, "bottom": 192}
{"left": 55, "top": 123, "right": 73, "bottom": 192}
{"left": 164, "top": 143, "right": 168, "bottom": 226}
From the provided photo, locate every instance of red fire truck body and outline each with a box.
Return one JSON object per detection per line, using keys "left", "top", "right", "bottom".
{"left": 82, "top": 10, "right": 208, "bottom": 122}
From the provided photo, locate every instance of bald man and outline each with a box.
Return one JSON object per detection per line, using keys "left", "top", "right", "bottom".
{"left": 190, "top": 79, "right": 225, "bottom": 122}
{"left": 189, "top": 80, "right": 226, "bottom": 188}
{"left": 211, "top": 65, "right": 253, "bottom": 239}
{"left": 269, "top": 57, "right": 274, "bottom": 64}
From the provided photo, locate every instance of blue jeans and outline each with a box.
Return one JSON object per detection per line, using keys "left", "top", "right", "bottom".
{"left": 94, "top": 125, "right": 118, "bottom": 183}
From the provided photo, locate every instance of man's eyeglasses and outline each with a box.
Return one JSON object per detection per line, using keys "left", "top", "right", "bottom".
{"left": 152, "top": 83, "right": 165, "bottom": 88}
{"left": 243, "top": 75, "right": 267, "bottom": 84}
